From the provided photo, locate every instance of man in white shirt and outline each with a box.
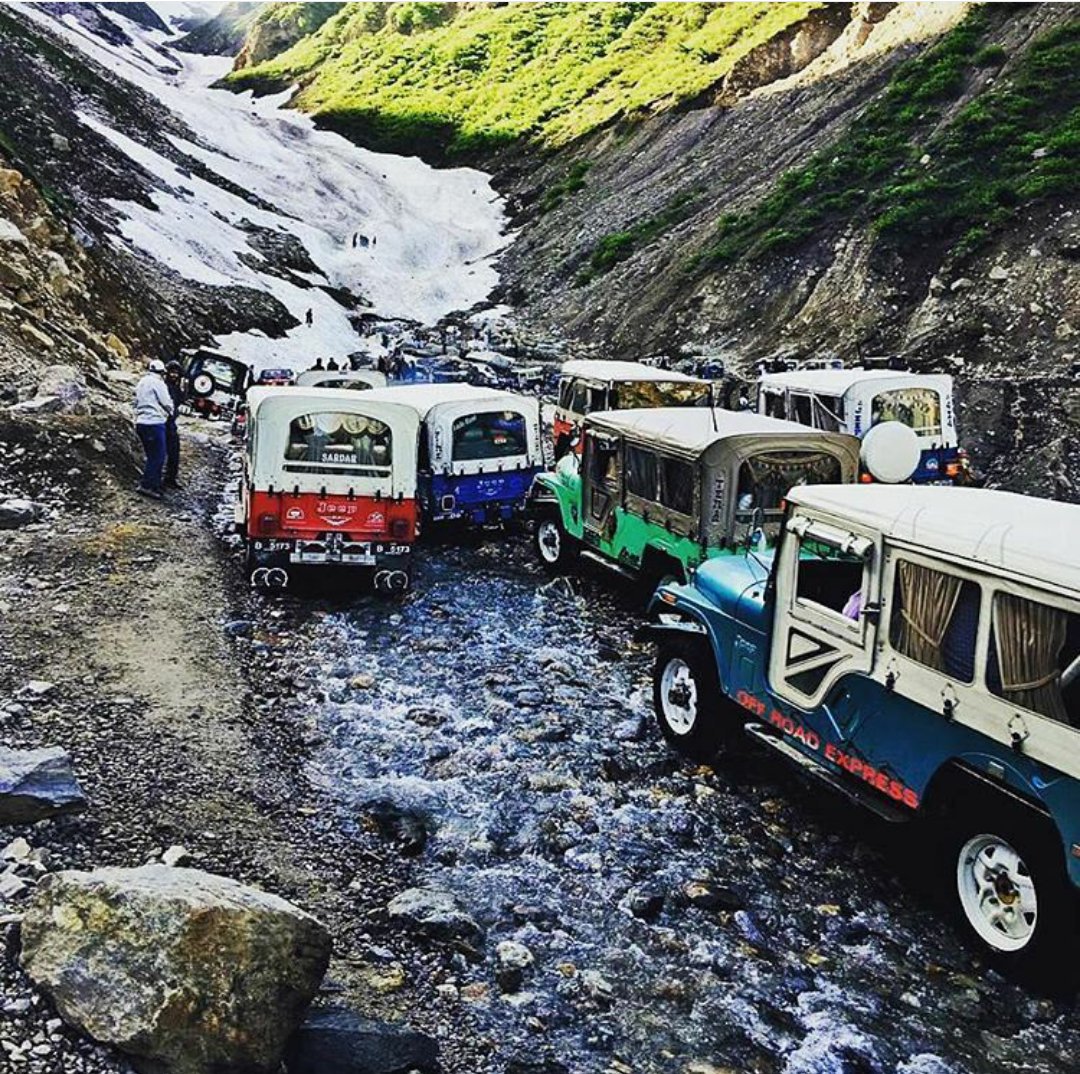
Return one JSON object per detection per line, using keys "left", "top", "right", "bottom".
{"left": 133, "top": 359, "right": 174, "bottom": 500}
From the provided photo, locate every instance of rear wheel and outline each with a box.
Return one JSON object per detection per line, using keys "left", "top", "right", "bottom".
{"left": 652, "top": 637, "right": 731, "bottom": 761}
{"left": 949, "top": 804, "right": 1076, "bottom": 984}
{"left": 535, "top": 515, "right": 577, "bottom": 573}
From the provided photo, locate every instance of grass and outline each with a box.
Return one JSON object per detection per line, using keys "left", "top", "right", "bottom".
{"left": 540, "top": 160, "right": 591, "bottom": 213}
{"left": 227, "top": 2, "right": 820, "bottom": 158}
{"left": 577, "top": 190, "right": 701, "bottom": 284}
{"left": 698, "top": 8, "right": 1080, "bottom": 266}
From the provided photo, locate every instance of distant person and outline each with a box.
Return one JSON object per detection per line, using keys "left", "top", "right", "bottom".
{"left": 371, "top": 235, "right": 376, "bottom": 247}
{"left": 326, "top": 356, "right": 340, "bottom": 372}
{"left": 359, "top": 234, "right": 370, "bottom": 249}
{"left": 312, "top": 357, "right": 325, "bottom": 371}
{"left": 305, "top": 308, "right": 313, "bottom": 327}
{"left": 351, "top": 232, "right": 358, "bottom": 249}
{"left": 163, "top": 361, "right": 184, "bottom": 489}
{"left": 133, "top": 359, "right": 174, "bottom": 500}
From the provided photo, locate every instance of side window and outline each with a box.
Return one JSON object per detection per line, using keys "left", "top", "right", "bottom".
{"left": 585, "top": 434, "right": 619, "bottom": 486}
{"left": 571, "top": 380, "right": 590, "bottom": 415}
{"left": 659, "top": 455, "right": 694, "bottom": 516}
{"left": 889, "top": 559, "right": 980, "bottom": 682}
{"left": 625, "top": 445, "right": 658, "bottom": 501}
{"left": 791, "top": 394, "right": 813, "bottom": 427}
{"left": 987, "top": 592, "right": 1080, "bottom": 726}
{"left": 811, "top": 394, "right": 844, "bottom": 433}
{"left": 558, "top": 379, "right": 574, "bottom": 411}
{"left": 795, "top": 538, "right": 867, "bottom": 623}
{"left": 587, "top": 385, "right": 608, "bottom": 413}
{"left": 763, "top": 390, "right": 786, "bottom": 420}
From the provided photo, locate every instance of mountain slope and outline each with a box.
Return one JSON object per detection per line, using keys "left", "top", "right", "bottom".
{"left": 233, "top": 3, "right": 344, "bottom": 69}
{"left": 227, "top": 2, "right": 840, "bottom": 160}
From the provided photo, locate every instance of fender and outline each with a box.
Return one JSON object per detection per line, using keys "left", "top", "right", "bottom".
{"left": 634, "top": 618, "right": 707, "bottom": 642}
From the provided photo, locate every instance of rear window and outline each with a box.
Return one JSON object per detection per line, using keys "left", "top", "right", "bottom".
{"left": 284, "top": 412, "right": 392, "bottom": 477}
{"left": 198, "top": 357, "right": 244, "bottom": 391}
{"left": 452, "top": 411, "right": 528, "bottom": 460}
{"left": 872, "top": 387, "right": 942, "bottom": 438}
{"left": 736, "top": 451, "right": 843, "bottom": 517}
{"left": 610, "top": 381, "right": 711, "bottom": 409}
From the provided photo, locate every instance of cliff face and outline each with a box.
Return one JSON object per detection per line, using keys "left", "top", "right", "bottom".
{"left": 232, "top": 3, "right": 344, "bottom": 70}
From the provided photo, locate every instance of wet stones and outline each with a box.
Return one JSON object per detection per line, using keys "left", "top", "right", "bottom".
{"left": 494, "top": 940, "right": 535, "bottom": 993}
{"left": 19, "top": 865, "right": 331, "bottom": 1074}
{"left": 386, "top": 887, "right": 482, "bottom": 943}
{"left": 682, "top": 879, "right": 745, "bottom": 913}
{"left": 284, "top": 1006, "right": 439, "bottom": 1074}
{"left": 0, "top": 745, "right": 87, "bottom": 824}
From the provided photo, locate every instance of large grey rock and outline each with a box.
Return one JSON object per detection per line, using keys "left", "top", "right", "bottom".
{"left": 0, "top": 746, "right": 86, "bottom": 824}
{"left": 0, "top": 498, "right": 43, "bottom": 530}
{"left": 386, "top": 887, "right": 481, "bottom": 941}
{"left": 32, "top": 364, "right": 90, "bottom": 414}
{"left": 20, "top": 866, "right": 332, "bottom": 1074}
{"left": 284, "top": 1006, "right": 438, "bottom": 1074}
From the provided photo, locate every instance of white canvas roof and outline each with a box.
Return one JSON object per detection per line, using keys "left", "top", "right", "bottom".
{"left": 246, "top": 386, "right": 420, "bottom": 496}
{"left": 758, "top": 368, "right": 953, "bottom": 396}
{"left": 561, "top": 359, "right": 708, "bottom": 384}
{"left": 361, "top": 384, "right": 543, "bottom": 472}
{"left": 587, "top": 407, "right": 838, "bottom": 453}
{"left": 358, "top": 382, "right": 533, "bottom": 418}
{"left": 294, "top": 370, "right": 388, "bottom": 389}
{"left": 787, "top": 485, "right": 1080, "bottom": 596}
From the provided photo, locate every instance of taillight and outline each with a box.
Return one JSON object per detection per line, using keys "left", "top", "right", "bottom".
{"left": 257, "top": 513, "right": 277, "bottom": 534}
{"left": 945, "top": 462, "right": 961, "bottom": 477}
{"left": 859, "top": 473, "right": 874, "bottom": 484}
{"left": 391, "top": 518, "right": 410, "bottom": 539}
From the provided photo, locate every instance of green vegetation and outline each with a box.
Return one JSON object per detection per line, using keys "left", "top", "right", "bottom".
{"left": 237, "top": 3, "right": 344, "bottom": 67}
{"left": 540, "top": 160, "right": 591, "bottom": 213}
{"left": 578, "top": 191, "right": 700, "bottom": 284}
{"left": 228, "top": 2, "right": 818, "bottom": 158}
{"left": 700, "top": 9, "right": 1080, "bottom": 266}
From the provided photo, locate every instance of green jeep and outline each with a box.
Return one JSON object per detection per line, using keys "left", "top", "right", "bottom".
{"left": 528, "top": 408, "right": 861, "bottom": 586}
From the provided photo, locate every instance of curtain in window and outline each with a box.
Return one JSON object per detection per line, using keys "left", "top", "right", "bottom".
{"left": 993, "top": 593, "right": 1069, "bottom": 722}
{"left": 895, "top": 561, "right": 963, "bottom": 671}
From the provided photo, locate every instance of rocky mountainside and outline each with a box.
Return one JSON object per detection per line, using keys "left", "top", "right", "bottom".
{"left": 231, "top": 0, "right": 1080, "bottom": 496}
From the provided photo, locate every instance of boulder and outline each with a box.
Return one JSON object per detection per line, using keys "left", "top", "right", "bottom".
{"left": 284, "top": 1007, "right": 438, "bottom": 1074}
{"left": 34, "top": 364, "right": 89, "bottom": 414}
{"left": 0, "top": 498, "right": 43, "bottom": 529}
{"left": 19, "top": 322, "right": 55, "bottom": 351}
{"left": 0, "top": 746, "right": 87, "bottom": 824}
{"left": 494, "top": 939, "right": 534, "bottom": 993}
{"left": 104, "top": 332, "right": 131, "bottom": 360}
{"left": 386, "top": 887, "right": 481, "bottom": 942}
{"left": 20, "top": 865, "right": 331, "bottom": 1074}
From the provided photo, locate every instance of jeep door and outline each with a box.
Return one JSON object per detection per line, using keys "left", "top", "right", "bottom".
{"left": 767, "top": 511, "right": 879, "bottom": 737}
{"left": 581, "top": 430, "right": 621, "bottom": 543}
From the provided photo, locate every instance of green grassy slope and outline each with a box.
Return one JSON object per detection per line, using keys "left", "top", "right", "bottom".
{"left": 227, "top": 1, "right": 818, "bottom": 157}
{"left": 699, "top": 7, "right": 1080, "bottom": 266}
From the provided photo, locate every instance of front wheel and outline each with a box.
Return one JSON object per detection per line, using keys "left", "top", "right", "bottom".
{"left": 950, "top": 807, "right": 1076, "bottom": 984}
{"left": 534, "top": 515, "right": 577, "bottom": 573}
{"left": 652, "top": 637, "right": 730, "bottom": 761}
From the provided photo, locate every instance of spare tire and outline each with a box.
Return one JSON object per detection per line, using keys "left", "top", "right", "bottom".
{"left": 191, "top": 372, "right": 216, "bottom": 398}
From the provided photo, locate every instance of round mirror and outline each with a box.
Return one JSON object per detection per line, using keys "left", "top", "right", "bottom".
{"left": 860, "top": 421, "right": 920, "bottom": 484}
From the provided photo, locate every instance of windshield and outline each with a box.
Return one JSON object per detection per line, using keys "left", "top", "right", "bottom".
{"left": 736, "top": 450, "right": 843, "bottom": 518}
{"left": 284, "top": 412, "right": 392, "bottom": 477}
{"left": 871, "top": 387, "right": 942, "bottom": 438}
{"left": 610, "top": 381, "right": 711, "bottom": 409}
{"left": 452, "top": 411, "right": 528, "bottom": 460}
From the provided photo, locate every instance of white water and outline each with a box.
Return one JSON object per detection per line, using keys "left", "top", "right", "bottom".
{"left": 22, "top": 3, "right": 510, "bottom": 370}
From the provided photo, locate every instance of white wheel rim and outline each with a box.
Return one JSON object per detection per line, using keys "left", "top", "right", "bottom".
{"left": 957, "top": 833, "right": 1038, "bottom": 952}
{"left": 538, "top": 520, "right": 561, "bottom": 565}
{"left": 660, "top": 657, "right": 698, "bottom": 736}
{"left": 193, "top": 374, "right": 213, "bottom": 395}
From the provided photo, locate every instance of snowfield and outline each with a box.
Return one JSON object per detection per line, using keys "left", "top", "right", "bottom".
{"left": 24, "top": 3, "right": 510, "bottom": 369}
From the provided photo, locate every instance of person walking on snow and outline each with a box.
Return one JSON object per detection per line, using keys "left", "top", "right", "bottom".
{"left": 163, "top": 361, "right": 185, "bottom": 489}
{"left": 133, "top": 359, "right": 174, "bottom": 500}
{"left": 305, "top": 308, "right": 313, "bottom": 327}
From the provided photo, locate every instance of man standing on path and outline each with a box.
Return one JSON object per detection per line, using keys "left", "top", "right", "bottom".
{"left": 133, "top": 359, "right": 174, "bottom": 500}
{"left": 305, "top": 308, "right": 313, "bottom": 327}
{"left": 163, "top": 361, "right": 185, "bottom": 489}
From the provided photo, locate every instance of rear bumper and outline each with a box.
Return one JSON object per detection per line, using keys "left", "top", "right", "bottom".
{"left": 249, "top": 537, "right": 412, "bottom": 568}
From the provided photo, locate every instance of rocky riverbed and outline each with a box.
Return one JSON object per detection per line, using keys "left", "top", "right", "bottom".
{"left": 3, "top": 420, "right": 1080, "bottom": 1074}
